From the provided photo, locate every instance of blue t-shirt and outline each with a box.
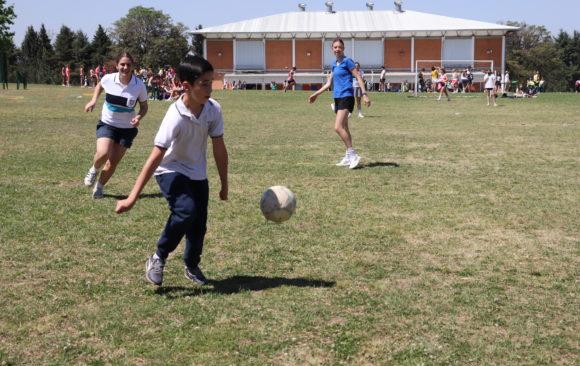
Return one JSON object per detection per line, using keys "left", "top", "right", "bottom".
{"left": 332, "top": 57, "right": 355, "bottom": 98}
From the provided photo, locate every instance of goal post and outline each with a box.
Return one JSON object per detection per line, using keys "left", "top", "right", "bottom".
{"left": 413, "top": 59, "right": 494, "bottom": 95}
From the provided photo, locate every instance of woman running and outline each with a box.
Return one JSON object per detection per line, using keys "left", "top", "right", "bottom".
{"left": 83, "top": 51, "right": 148, "bottom": 198}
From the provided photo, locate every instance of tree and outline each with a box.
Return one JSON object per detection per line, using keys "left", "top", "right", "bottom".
{"left": 555, "top": 30, "right": 580, "bottom": 89}
{"left": 149, "top": 23, "right": 190, "bottom": 67}
{"left": 192, "top": 24, "right": 203, "bottom": 56}
{"left": 0, "top": 0, "right": 16, "bottom": 52}
{"left": 72, "top": 30, "right": 92, "bottom": 68}
{"left": 504, "top": 21, "right": 569, "bottom": 91}
{"left": 91, "top": 24, "right": 112, "bottom": 66}
{"left": 111, "top": 6, "right": 188, "bottom": 67}
{"left": 54, "top": 25, "right": 75, "bottom": 66}
{"left": 20, "top": 26, "right": 39, "bottom": 63}
{"left": 38, "top": 24, "right": 54, "bottom": 62}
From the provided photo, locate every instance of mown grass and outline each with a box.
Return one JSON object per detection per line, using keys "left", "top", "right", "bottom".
{"left": 0, "top": 86, "right": 578, "bottom": 365}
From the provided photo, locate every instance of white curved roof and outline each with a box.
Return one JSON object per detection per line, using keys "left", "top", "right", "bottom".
{"left": 192, "top": 10, "right": 519, "bottom": 39}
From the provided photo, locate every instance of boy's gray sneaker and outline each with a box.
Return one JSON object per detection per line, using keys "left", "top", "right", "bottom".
{"left": 92, "top": 184, "right": 104, "bottom": 199}
{"left": 184, "top": 266, "right": 208, "bottom": 285}
{"left": 145, "top": 255, "right": 165, "bottom": 286}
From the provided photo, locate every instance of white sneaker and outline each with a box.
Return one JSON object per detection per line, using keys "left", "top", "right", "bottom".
{"left": 348, "top": 154, "right": 361, "bottom": 169}
{"left": 358, "top": 112, "right": 364, "bottom": 118}
{"left": 92, "top": 184, "right": 104, "bottom": 199}
{"left": 84, "top": 169, "right": 99, "bottom": 187}
{"left": 335, "top": 155, "right": 350, "bottom": 166}
{"left": 348, "top": 112, "right": 352, "bottom": 118}
{"left": 330, "top": 103, "right": 335, "bottom": 112}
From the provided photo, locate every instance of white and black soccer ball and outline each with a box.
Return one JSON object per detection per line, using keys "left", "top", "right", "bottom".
{"left": 260, "top": 186, "right": 297, "bottom": 222}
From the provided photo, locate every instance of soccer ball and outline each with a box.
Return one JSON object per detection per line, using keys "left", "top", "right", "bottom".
{"left": 260, "top": 186, "right": 297, "bottom": 222}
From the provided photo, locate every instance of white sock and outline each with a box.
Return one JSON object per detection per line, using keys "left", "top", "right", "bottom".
{"left": 153, "top": 253, "right": 161, "bottom": 260}
{"left": 89, "top": 166, "right": 99, "bottom": 174}
{"left": 347, "top": 148, "right": 355, "bottom": 156}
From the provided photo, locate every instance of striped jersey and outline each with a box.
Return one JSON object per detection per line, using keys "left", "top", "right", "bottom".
{"left": 99, "top": 73, "right": 148, "bottom": 129}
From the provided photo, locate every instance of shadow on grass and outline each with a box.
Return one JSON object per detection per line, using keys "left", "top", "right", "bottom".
{"left": 155, "top": 275, "right": 335, "bottom": 298}
{"left": 104, "top": 193, "right": 164, "bottom": 200}
{"left": 355, "top": 161, "right": 400, "bottom": 169}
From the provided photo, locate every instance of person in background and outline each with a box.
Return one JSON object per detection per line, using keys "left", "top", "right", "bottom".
{"left": 437, "top": 68, "right": 450, "bottom": 101}
{"left": 483, "top": 69, "right": 498, "bottom": 107}
{"left": 352, "top": 62, "right": 366, "bottom": 118}
{"left": 379, "top": 66, "right": 387, "bottom": 92}
{"left": 430, "top": 66, "right": 439, "bottom": 92}
{"left": 308, "top": 38, "right": 370, "bottom": 169}
{"left": 503, "top": 70, "right": 510, "bottom": 93}
{"left": 284, "top": 67, "right": 296, "bottom": 92}
{"left": 451, "top": 69, "right": 459, "bottom": 93}
{"left": 61, "top": 65, "right": 66, "bottom": 86}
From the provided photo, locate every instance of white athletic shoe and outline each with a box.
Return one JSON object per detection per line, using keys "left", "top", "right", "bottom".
{"left": 84, "top": 169, "right": 98, "bottom": 187}
{"left": 330, "top": 103, "right": 335, "bottom": 112}
{"left": 92, "top": 184, "right": 104, "bottom": 199}
{"left": 358, "top": 111, "right": 364, "bottom": 118}
{"left": 335, "top": 155, "right": 350, "bottom": 166}
{"left": 348, "top": 113, "right": 352, "bottom": 118}
{"left": 348, "top": 154, "right": 361, "bottom": 169}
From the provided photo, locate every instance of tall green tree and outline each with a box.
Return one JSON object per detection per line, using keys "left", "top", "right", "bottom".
{"left": 111, "top": 6, "right": 189, "bottom": 67}
{"left": 554, "top": 30, "right": 580, "bottom": 89}
{"left": 0, "top": 0, "right": 16, "bottom": 52}
{"left": 54, "top": 25, "right": 75, "bottom": 66}
{"left": 91, "top": 24, "right": 112, "bottom": 66}
{"left": 38, "top": 24, "right": 54, "bottom": 62}
{"left": 72, "top": 30, "right": 91, "bottom": 68}
{"left": 20, "top": 26, "right": 39, "bottom": 62}
{"left": 192, "top": 24, "right": 203, "bottom": 56}
{"left": 504, "top": 21, "right": 569, "bottom": 91}
{"left": 150, "top": 22, "right": 190, "bottom": 67}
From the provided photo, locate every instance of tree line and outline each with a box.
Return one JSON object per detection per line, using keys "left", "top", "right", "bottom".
{"left": 1, "top": 5, "right": 202, "bottom": 85}
{"left": 1, "top": 2, "right": 579, "bottom": 91}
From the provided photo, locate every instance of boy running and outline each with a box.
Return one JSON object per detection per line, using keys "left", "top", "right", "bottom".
{"left": 115, "top": 55, "right": 229, "bottom": 286}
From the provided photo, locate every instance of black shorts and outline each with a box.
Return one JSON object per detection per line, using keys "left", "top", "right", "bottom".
{"left": 333, "top": 96, "right": 355, "bottom": 113}
{"left": 96, "top": 121, "right": 138, "bottom": 148}
{"left": 380, "top": 78, "right": 385, "bottom": 82}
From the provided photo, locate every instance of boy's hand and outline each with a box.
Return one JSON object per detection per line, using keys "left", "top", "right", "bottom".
{"left": 115, "top": 199, "right": 135, "bottom": 214}
{"left": 308, "top": 94, "right": 318, "bottom": 104}
{"left": 219, "top": 187, "right": 228, "bottom": 201}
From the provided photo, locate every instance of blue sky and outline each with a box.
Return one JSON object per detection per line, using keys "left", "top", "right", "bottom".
{"left": 9, "top": 0, "right": 579, "bottom": 45}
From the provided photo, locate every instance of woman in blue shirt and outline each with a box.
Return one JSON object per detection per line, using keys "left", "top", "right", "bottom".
{"left": 308, "top": 38, "right": 370, "bottom": 169}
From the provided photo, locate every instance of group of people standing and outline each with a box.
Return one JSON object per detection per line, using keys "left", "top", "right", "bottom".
{"left": 62, "top": 64, "right": 107, "bottom": 88}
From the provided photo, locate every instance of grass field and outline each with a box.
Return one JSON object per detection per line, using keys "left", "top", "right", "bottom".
{"left": 0, "top": 86, "right": 578, "bottom": 365}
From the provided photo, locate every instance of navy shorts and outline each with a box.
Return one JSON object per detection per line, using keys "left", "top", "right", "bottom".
{"left": 333, "top": 96, "right": 355, "bottom": 113}
{"left": 96, "top": 121, "right": 138, "bottom": 148}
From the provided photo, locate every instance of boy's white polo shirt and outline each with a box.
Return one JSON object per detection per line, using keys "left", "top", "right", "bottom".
{"left": 154, "top": 95, "right": 224, "bottom": 181}
{"left": 99, "top": 73, "right": 148, "bottom": 129}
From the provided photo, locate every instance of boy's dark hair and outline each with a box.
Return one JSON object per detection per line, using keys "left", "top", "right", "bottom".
{"left": 178, "top": 55, "right": 214, "bottom": 84}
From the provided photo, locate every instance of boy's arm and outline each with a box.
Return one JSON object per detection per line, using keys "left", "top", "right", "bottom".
{"left": 212, "top": 136, "right": 229, "bottom": 201}
{"left": 115, "top": 146, "right": 167, "bottom": 213}
{"left": 308, "top": 73, "right": 333, "bottom": 103}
